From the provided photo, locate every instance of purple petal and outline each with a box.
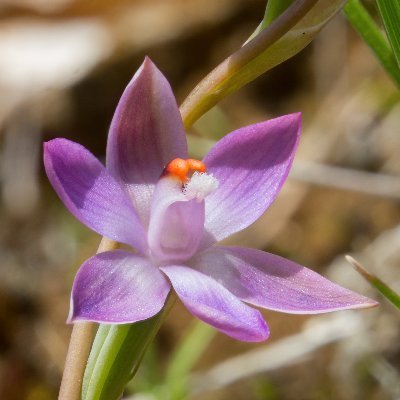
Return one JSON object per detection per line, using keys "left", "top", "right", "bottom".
{"left": 160, "top": 265, "right": 269, "bottom": 342}
{"left": 192, "top": 246, "right": 378, "bottom": 313}
{"left": 203, "top": 114, "right": 301, "bottom": 244}
{"left": 147, "top": 177, "right": 204, "bottom": 262}
{"left": 106, "top": 57, "right": 188, "bottom": 225}
{"left": 69, "top": 250, "right": 171, "bottom": 323}
{"left": 44, "top": 139, "right": 147, "bottom": 251}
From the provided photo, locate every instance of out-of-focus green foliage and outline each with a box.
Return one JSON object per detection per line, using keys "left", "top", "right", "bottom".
{"left": 344, "top": 0, "right": 400, "bottom": 87}
{"left": 165, "top": 322, "right": 216, "bottom": 400}
{"left": 126, "top": 321, "right": 216, "bottom": 400}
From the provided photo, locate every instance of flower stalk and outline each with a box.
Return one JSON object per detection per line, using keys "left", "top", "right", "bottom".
{"left": 59, "top": 238, "right": 118, "bottom": 400}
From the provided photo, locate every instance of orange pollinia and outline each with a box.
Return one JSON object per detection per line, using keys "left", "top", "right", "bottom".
{"left": 163, "top": 158, "right": 207, "bottom": 182}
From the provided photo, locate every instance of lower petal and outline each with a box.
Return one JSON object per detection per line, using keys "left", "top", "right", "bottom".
{"left": 160, "top": 265, "right": 269, "bottom": 342}
{"left": 191, "top": 246, "right": 378, "bottom": 314}
{"left": 70, "top": 250, "right": 171, "bottom": 323}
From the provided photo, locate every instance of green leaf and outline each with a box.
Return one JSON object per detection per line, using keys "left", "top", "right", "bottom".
{"left": 232, "top": 0, "right": 347, "bottom": 89}
{"left": 376, "top": 0, "right": 400, "bottom": 68}
{"left": 263, "top": 0, "right": 295, "bottom": 28}
{"left": 343, "top": 0, "right": 400, "bottom": 87}
{"left": 246, "top": 0, "right": 294, "bottom": 45}
{"left": 82, "top": 324, "right": 110, "bottom": 398}
{"left": 82, "top": 296, "right": 174, "bottom": 400}
{"left": 346, "top": 256, "right": 400, "bottom": 310}
{"left": 181, "top": 0, "right": 347, "bottom": 128}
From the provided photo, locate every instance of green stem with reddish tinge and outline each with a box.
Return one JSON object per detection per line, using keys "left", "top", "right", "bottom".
{"left": 180, "top": 0, "right": 318, "bottom": 129}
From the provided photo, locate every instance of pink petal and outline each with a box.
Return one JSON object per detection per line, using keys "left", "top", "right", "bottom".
{"left": 192, "top": 246, "right": 378, "bottom": 313}
{"left": 203, "top": 114, "right": 301, "bottom": 244}
{"left": 147, "top": 177, "right": 204, "bottom": 262}
{"left": 106, "top": 57, "right": 188, "bottom": 226}
{"left": 44, "top": 139, "right": 147, "bottom": 252}
{"left": 69, "top": 250, "right": 171, "bottom": 323}
{"left": 160, "top": 265, "right": 269, "bottom": 342}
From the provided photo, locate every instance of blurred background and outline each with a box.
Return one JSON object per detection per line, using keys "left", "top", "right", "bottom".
{"left": 0, "top": 0, "right": 399, "bottom": 399}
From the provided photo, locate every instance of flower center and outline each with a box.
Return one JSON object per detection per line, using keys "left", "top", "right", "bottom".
{"left": 149, "top": 158, "right": 219, "bottom": 262}
{"left": 163, "top": 158, "right": 206, "bottom": 183}
{"left": 163, "top": 158, "right": 219, "bottom": 202}
{"left": 184, "top": 171, "right": 219, "bottom": 201}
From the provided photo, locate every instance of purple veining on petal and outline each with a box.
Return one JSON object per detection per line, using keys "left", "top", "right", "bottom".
{"left": 70, "top": 250, "right": 171, "bottom": 323}
{"left": 191, "top": 246, "right": 378, "bottom": 313}
{"left": 202, "top": 113, "right": 301, "bottom": 245}
{"left": 106, "top": 57, "right": 188, "bottom": 226}
{"left": 44, "top": 138, "right": 147, "bottom": 252}
{"left": 160, "top": 265, "right": 269, "bottom": 342}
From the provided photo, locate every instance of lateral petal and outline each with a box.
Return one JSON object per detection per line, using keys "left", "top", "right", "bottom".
{"left": 44, "top": 139, "right": 147, "bottom": 251}
{"left": 192, "top": 246, "right": 378, "bottom": 313}
{"left": 203, "top": 113, "right": 301, "bottom": 244}
{"left": 69, "top": 250, "right": 171, "bottom": 323}
{"left": 161, "top": 265, "right": 269, "bottom": 342}
{"left": 106, "top": 57, "right": 188, "bottom": 225}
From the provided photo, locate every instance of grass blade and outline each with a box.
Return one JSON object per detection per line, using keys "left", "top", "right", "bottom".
{"left": 343, "top": 0, "right": 400, "bottom": 87}
{"left": 345, "top": 255, "right": 400, "bottom": 310}
{"left": 376, "top": 0, "right": 400, "bottom": 68}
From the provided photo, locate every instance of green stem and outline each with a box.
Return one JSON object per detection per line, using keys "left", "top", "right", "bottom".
{"left": 343, "top": 0, "right": 400, "bottom": 87}
{"left": 180, "top": 0, "right": 318, "bottom": 129}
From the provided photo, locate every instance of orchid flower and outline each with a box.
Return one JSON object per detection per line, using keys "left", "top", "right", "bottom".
{"left": 44, "top": 58, "right": 377, "bottom": 342}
